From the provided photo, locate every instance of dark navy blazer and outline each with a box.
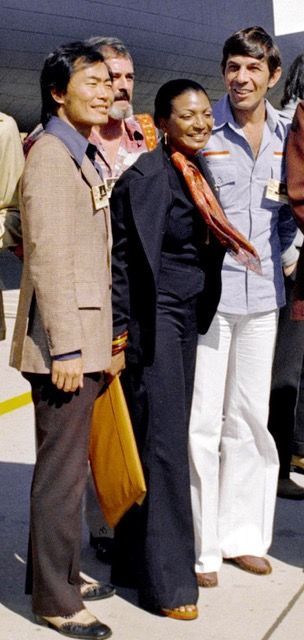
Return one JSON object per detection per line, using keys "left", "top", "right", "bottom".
{"left": 111, "top": 143, "right": 225, "bottom": 365}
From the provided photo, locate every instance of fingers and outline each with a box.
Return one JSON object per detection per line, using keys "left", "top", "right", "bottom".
{"left": 104, "top": 351, "right": 126, "bottom": 381}
{"left": 52, "top": 371, "right": 80, "bottom": 392}
{"left": 51, "top": 358, "right": 84, "bottom": 392}
{"left": 283, "top": 261, "right": 297, "bottom": 277}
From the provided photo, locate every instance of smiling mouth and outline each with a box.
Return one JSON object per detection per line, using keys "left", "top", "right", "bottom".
{"left": 92, "top": 109, "right": 108, "bottom": 118}
{"left": 189, "top": 133, "right": 207, "bottom": 140}
{"left": 232, "top": 88, "right": 251, "bottom": 96}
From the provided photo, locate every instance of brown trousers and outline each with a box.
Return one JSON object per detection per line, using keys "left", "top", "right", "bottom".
{"left": 24, "top": 372, "right": 105, "bottom": 616}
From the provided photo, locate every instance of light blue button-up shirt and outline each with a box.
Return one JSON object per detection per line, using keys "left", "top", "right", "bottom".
{"left": 201, "top": 95, "right": 297, "bottom": 314}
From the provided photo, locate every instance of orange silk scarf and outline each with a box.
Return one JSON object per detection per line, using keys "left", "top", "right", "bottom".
{"left": 171, "top": 150, "right": 262, "bottom": 274}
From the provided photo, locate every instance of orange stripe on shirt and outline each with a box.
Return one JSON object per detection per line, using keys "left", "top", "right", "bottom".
{"left": 202, "top": 150, "right": 230, "bottom": 157}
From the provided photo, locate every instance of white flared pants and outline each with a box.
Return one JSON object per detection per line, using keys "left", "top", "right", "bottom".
{"left": 189, "top": 310, "right": 279, "bottom": 573}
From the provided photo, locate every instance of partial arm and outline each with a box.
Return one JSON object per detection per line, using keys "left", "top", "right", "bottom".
{"left": 287, "top": 101, "right": 304, "bottom": 232}
{"left": 0, "top": 114, "right": 24, "bottom": 249}
{"left": 111, "top": 174, "right": 132, "bottom": 337}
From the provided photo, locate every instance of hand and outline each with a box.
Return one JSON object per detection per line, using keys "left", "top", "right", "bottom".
{"left": 283, "top": 262, "right": 297, "bottom": 277}
{"left": 51, "top": 357, "right": 84, "bottom": 392}
{"left": 104, "top": 351, "right": 126, "bottom": 382}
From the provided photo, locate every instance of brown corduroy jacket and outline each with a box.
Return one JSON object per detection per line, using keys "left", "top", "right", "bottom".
{"left": 10, "top": 133, "right": 112, "bottom": 373}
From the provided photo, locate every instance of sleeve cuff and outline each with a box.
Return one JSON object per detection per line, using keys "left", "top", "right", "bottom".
{"left": 281, "top": 244, "right": 300, "bottom": 267}
{"left": 52, "top": 350, "right": 81, "bottom": 361}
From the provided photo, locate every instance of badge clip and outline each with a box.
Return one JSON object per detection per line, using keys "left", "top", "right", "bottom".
{"left": 105, "top": 177, "right": 118, "bottom": 198}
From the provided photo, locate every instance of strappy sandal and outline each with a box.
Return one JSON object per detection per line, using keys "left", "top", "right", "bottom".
{"left": 160, "top": 604, "right": 198, "bottom": 620}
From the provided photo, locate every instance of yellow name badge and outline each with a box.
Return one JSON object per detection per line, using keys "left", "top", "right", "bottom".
{"left": 265, "top": 178, "right": 289, "bottom": 204}
{"left": 91, "top": 184, "right": 109, "bottom": 210}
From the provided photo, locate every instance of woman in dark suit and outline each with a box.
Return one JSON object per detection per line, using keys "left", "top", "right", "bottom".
{"left": 110, "top": 79, "right": 258, "bottom": 620}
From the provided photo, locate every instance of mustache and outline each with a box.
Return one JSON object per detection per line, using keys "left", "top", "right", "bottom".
{"left": 114, "top": 89, "right": 130, "bottom": 102}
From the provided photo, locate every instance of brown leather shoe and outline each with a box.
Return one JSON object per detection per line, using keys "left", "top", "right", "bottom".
{"left": 196, "top": 572, "right": 218, "bottom": 587}
{"left": 228, "top": 555, "right": 272, "bottom": 575}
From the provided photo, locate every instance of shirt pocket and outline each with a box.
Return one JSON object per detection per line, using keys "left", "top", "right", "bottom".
{"left": 207, "top": 163, "right": 237, "bottom": 210}
{"left": 75, "top": 282, "right": 103, "bottom": 309}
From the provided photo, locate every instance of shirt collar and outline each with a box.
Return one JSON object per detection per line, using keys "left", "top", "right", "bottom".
{"left": 45, "top": 116, "right": 90, "bottom": 167}
{"left": 213, "top": 94, "right": 283, "bottom": 137}
{"left": 88, "top": 116, "right": 145, "bottom": 159}
{"left": 124, "top": 117, "right": 144, "bottom": 142}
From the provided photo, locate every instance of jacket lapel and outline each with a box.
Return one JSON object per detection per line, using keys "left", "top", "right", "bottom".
{"left": 80, "top": 154, "right": 112, "bottom": 267}
{"left": 80, "top": 154, "right": 104, "bottom": 188}
{"left": 128, "top": 147, "right": 172, "bottom": 280}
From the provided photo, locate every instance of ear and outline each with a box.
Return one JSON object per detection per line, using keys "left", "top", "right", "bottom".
{"left": 268, "top": 66, "right": 282, "bottom": 90}
{"left": 158, "top": 117, "right": 168, "bottom": 133}
{"left": 50, "top": 87, "right": 65, "bottom": 106}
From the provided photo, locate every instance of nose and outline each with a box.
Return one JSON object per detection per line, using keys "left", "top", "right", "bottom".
{"left": 193, "top": 114, "right": 207, "bottom": 129}
{"left": 114, "top": 75, "right": 128, "bottom": 91}
{"left": 235, "top": 66, "right": 249, "bottom": 83}
{"left": 96, "top": 84, "right": 107, "bottom": 98}
{"left": 97, "top": 83, "right": 113, "bottom": 103}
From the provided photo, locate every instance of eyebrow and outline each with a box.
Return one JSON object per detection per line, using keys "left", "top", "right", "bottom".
{"left": 111, "top": 71, "right": 135, "bottom": 77}
{"left": 87, "top": 75, "right": 111, "bottom": 81}
{"left": 227, "top": 60, "right": 264, "bottom": 67}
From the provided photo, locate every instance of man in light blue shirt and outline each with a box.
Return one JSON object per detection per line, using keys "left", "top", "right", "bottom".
{"left": 189, "top": 26, "right": 297, "bottom": 588}
{"left": 203, "top": 95, "right": 297, "bottom": 313}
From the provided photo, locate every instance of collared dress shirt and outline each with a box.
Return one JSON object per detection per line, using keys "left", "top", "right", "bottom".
{"left": 89, "top": 116, "right": 150, "bottom": 179}
{"left": 200, "top": 95, "right": 297, "bottom": 314}
{"left": 24, "top": 117, "right": 151, "bottom": 180}
{"left": 45, "top": 116, "right": 96, "bottom": 168}
{"left": 25, "top": 119, "right": 104, "bottom": 176}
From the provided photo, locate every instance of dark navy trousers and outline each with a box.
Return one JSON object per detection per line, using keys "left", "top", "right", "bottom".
{"left": 112, "top": 289, "right": 199, "bottom": 610}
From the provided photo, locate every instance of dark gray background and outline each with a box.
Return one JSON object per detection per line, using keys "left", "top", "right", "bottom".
{"left": 0, "top": 0, "right": 304, "bottom": 132}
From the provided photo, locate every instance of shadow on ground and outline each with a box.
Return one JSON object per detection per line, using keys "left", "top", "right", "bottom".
{"left": 269, "top": 478, "right": 304, "bottom": 569}
{"left": 0, "top": 460, "right": 302, "bottom": 624}
{"left": 0, "top": 461, "right": 32, "bottom": 619}
{"left": 0, "top": 460, "right": 139, "bottom": 622}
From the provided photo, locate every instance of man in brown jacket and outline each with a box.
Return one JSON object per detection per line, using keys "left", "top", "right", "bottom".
{"left": 10, "top": 41, "right": 122, "bottom": 639}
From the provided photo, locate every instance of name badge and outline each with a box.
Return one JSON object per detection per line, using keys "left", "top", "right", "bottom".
{"left": 265, "top": 179, "right": 289, "bottom": 204}
{"left": 91, "top": 184, "right": 109, "bottom": 210}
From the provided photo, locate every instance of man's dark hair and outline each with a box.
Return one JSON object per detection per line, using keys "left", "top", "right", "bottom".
{"left": 221, "top": 26, "right": 282, "bottom": 77}
{"left": 154, "top": 78, "right": 208, "bottom": 127}
{"left": 281, "top": 53, "right": 304, "bottom": 108}
{"left": 86, "top": 36, "right": 132, "bottom": 61}
{"left": 40, "top": 41, "right": 104, "bottom": 126}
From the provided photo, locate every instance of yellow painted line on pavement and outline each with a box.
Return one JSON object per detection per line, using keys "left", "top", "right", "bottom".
{"left": 0, "top": 391, "right": 32, "bottom": 416}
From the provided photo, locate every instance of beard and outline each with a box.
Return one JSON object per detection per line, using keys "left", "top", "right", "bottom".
{"left": 109, "top": 101, "right": 133, "bottom": 120}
